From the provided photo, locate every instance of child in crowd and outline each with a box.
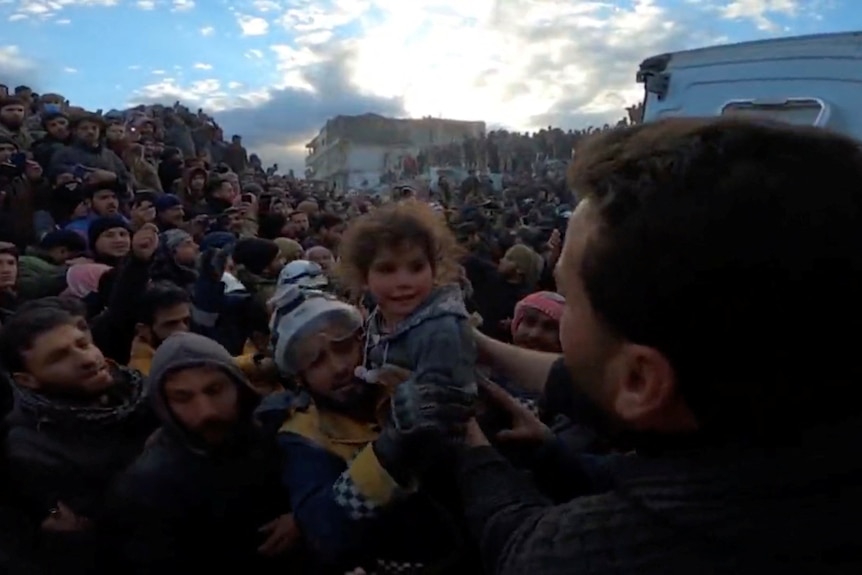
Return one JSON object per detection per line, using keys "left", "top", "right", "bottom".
{"left": 338, "top": 201, "right": 477, "bottom": 398}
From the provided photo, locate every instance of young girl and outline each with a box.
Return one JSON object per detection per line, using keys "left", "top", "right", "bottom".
{"left": 338, "top": 201, "right": 477, "bottom": 397}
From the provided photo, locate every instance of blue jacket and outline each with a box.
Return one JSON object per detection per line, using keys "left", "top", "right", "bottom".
{"left": 257, "top": 391, "right": 460, "bottom": 572}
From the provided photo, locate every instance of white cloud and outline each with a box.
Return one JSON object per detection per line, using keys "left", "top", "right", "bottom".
{"left": 151, "top": 69, "right": 166, "bottom": 75}
{"left": 251, "top": 0, "right": 281, "bottom": 11}
{"left": 277, "top": 0, "right": 369, "bottom": 33}
{"left": 135, "top": 0, "right": 155, "bottom": 9}
{"left": 327, "top": 0, "right": 707, "bottom": 130}
{"left": 55, "top": 17, "right": 71, "bottom": 23}
{"left": 0, "top": 45, "right": 35, "bottom": 74}
{"left": 295, "top": 30, "right": 333, "bottom": 45}
{"left": 237, "top": 13, "right": 269, "bottom": 35}
{"left": 129, "top": 77, "right": 269, "bottom": 113}
{"left": 11, "top": 0, "right": 118, "bottom": 20}
{"left": 128, "top": 64, "right": 142, "bottom": 70}
{"left": 718, "top": 0, "right": 798, "bottom": 31}
{"left": 270, "top": 44, "right": 323, "bottom": 90}
{"left": 244, "top": 49, "right": 264, "bottom": 59}
{"left": 8, "top": 13, "right": 26, "bottom": 20}
{"left": 228, "top": 81, "right": 243, "bottom": 89}
{"left": 63, "top": 66, "right": 77, "bottom": 73}
{"left": 193, "top": 62, "right": 213, "bottom": 70}
{"left": 171, "top": 0, "right": 194, "bottom": 11}
{"left": 200, "top": 25, "right": 215, "bottom": 36}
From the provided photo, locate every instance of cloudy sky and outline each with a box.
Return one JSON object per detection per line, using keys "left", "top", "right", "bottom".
{"left": 0, "top": 0, "right": 858, "bottom": 170}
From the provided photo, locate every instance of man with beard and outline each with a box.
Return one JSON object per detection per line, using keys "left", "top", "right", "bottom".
{"left": 0, "top": 306, "right": 155, "bottom": 573}
{"left": 0, "top": 97, "right": 33, "bottom": 151}
{"left": 49, "top": 114, "right": 131, "bottom": 195}
{"left": 442, "top": 118, "right": 862, "bottom": 574}
{"left": 262, "top": 286, "right": 473, "bottom": 574}
{"left": 106, "top": 332, "right": 298, "bottom": 573}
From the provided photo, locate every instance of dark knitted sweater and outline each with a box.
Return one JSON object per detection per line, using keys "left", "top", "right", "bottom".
{"left": 460, "top": 416, "right": 862, "bottom": 575}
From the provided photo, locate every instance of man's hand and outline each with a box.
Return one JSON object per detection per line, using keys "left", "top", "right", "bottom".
{"left": 131, "top": 223, "right": 160, "bottom": 261}
{"left": 465, "top": 418, "right": 490, "bottom": 447}
{"left": 188, "top": 214, "right": 211, "bottom": 237}
{"left": 479, "top": 376, "right": 551, "bottom": 444}
{"left": 257, "top": 513, "right": 300, "bottom": 556}
{"left": 41, "top": 501, "right": 91, "bottom": 533}
{"left": 24, "top": 160, "right": 42, "bottom": 182}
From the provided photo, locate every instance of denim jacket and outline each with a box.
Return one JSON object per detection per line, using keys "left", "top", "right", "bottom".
{"left": 364, "top": 283, "right": 477, "bottom": 394}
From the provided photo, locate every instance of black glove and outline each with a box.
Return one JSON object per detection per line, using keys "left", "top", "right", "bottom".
{"left": 373, "top": 381, "right": 474, "bottom": 486}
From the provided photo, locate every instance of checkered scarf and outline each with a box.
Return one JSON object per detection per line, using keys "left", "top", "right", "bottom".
{"left": 11, "top": 365, "right": 147, "bottom": 427}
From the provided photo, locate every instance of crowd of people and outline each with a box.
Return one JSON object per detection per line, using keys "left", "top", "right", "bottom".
{"left": 417, "top": 103, "right": 644, "bottom": 174}
{"left": 0, "top": 82, "right": 859, "bottom": 575}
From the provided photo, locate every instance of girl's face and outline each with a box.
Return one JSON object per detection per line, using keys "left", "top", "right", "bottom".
{"left": 365, "top": 243, "right": 434, "bottom": 324}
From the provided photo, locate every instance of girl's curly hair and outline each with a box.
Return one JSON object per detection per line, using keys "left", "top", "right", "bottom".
{"left": 337, "top": 200, "right": 463, "bottom": 293}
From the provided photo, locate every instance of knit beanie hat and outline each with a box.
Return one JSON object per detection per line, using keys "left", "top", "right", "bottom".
{"left": 161, "top": 229, "right": 193, "bottom": 253}
{"left": 269, "top": 284, "right": 363, "bottom": 376}
{"left": 511, "top": 291, "right": 565, "bottom": 339}
{"left": 232, "top": 237, "right": 280, "bottom": 276}
{"left": 155, "top": 194, "right": 183, "bottom": 213}
{"left": 40, "top": 229, "right": 87, "bottom": 253}
{"left": 88, "top": 216, "right": 130, "bottom": 250}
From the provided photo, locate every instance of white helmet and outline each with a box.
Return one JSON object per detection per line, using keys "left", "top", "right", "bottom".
{"left": 276, "top": 259, "right": 329, "bottom": 290}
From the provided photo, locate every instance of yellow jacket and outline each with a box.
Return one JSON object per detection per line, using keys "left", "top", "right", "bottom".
{"left": 129, "top": 337, "right": 280, "bottom": 394}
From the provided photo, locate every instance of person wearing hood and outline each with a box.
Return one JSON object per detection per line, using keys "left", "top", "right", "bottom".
{"left": 179, "top": 165, "right": 208, "bottom": 212}
{"left": 0, "top": 305, "right": 154, "bottom": 573}
{"left": 262, "top": 286, "right": 473, "bottom": 573}
{"left": 106, "top": 332, "right": 298, "bottom": 574}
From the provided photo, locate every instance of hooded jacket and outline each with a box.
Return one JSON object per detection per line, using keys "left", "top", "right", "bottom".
{"left": 105, "top": 332, "right": 291, "bottom": 574}
{"left": 364, "top": 283, "right": 478, "bottom": 396}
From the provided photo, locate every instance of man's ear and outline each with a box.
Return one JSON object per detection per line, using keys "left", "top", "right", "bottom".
{"left": 12, "top": 371, "right": 38, "bottom": 391}
{"left": 611, "top": 343, "right": 695, "bottom": 432}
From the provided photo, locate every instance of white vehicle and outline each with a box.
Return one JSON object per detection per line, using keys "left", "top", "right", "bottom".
{"left": 637, "top": 31, "right": 862, "bottom": 140}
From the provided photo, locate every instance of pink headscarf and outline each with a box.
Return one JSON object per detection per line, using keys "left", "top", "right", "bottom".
{"left": 62, "top": 263, "right": 112, "bottom": 298}
{"left": 511, "top": 291, "right": 565, "bottom": 338}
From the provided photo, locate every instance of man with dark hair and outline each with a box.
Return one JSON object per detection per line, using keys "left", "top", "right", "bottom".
{"left": 129, "top": 280, "right": 278, "bottom": 388}
{"left": 304, "top": 212, "right": 344, "bottom": 251}
{"left": 0, "top": 306, "right": 154, "bottom": 572}
{"left": 129, "top": 281, "right": 192, "bottom": 375}
{"left": 15, "top": 295, "right": 87, "bottom": 323}
{"left": 449, "top": 118, "right": 862, "bottom": 573}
